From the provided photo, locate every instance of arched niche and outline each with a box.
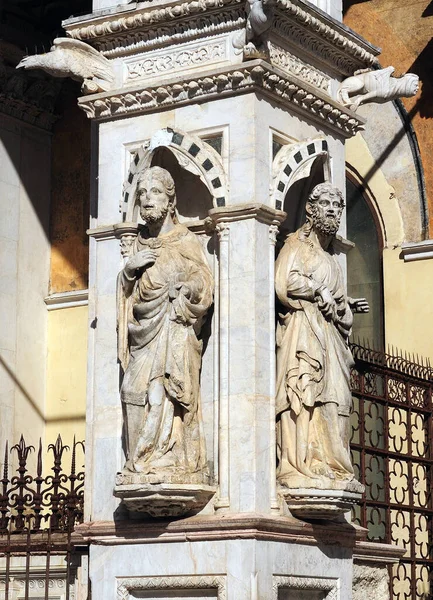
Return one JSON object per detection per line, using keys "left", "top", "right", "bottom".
{"left": 271, "top": 138, "right": 330, "bottom": 242}
{"left": 117, "top": 129, "right": 221, "bottom": 484}
{"left": 270, "top": 138, "right": 330, "bottom": 211}
{"left": 122, "top": 128, "right": 228, "bottom": 224}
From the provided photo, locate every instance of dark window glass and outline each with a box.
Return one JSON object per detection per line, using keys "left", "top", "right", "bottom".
{"left": 346, "top": 177, "right": 383, "bottom": 350}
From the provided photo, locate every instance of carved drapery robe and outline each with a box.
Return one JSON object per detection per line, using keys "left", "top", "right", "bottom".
{"left": 275, "top": 228, "right": 355, "bottom": 484}
{"left": 118, "top": 224, "right": 213, "bottom": 480}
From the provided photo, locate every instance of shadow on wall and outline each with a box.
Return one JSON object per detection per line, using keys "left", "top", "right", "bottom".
{"left": 0, "top": 353, "right": 85, "bottom": 426}
{"left": 408, "top": 37, "right": 433, "bottom": 119}
{"left": 0, "top": 78, "right": 91, "bottom": 294}
{"left": 49, "top": 81, "right": 91, "bottom": 294}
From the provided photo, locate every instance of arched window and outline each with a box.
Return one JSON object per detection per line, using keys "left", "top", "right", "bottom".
{"left": 346, "top": 176, "right": 384, "bottom": 350}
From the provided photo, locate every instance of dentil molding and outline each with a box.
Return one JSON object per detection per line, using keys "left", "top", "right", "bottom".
{"left": 77, "top": 61, "right": 365, "bottom": 137}
{"left": 63, "top": 0, "right": 379, "bottom": 76}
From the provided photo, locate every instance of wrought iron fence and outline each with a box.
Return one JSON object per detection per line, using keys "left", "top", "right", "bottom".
{"left": 0, "top": 435, "right": 85, "bottom": 600}
{"left": 350, "top": 342, "right": 433, "bottom": 600}
{"left": 0, "top": 344, "right": 432, "bottom": 599}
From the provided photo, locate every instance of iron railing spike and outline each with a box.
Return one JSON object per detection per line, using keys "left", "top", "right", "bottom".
{"left": 3, "top": 441, "right": 8, "bottom": 481}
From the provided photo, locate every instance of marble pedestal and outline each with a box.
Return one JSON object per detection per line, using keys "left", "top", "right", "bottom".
{"left": 78, "top": 515, "right": 359, "bottom": 599}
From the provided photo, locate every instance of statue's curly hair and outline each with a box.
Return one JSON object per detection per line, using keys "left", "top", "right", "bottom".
{"left": 300, "top": 182, "right": 344, "bottom": 239}
{"left": 136, "top": 166, "right": 178, "bottom": 222}
{"left": 308, "top": 182, "right": 344, "bottom": 208}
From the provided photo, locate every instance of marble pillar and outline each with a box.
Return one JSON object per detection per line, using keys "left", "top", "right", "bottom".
{"left": 61, "top": 0, "right": 401, "bottom": 596}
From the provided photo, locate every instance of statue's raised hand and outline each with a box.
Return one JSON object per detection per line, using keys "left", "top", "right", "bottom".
{"left": 349, "top": 297, "right": 369, "bottom": 314}
{"left": 125, "top": 249, "right": 158, "bottom": 278}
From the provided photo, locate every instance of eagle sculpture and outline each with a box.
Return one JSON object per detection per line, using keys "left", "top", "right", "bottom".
{"left": 17, "top": 38, "right": 114, "bottom": 94}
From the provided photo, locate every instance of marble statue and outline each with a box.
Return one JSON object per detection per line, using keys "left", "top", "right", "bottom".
{"left": 275, "top": 183, "right": 368, "bottom": 490}
{"left": 16, "top": 38, "right": 114, "bottom": 94}
{"left": 117, "top": 166, "right": 213, "bottom": 483}
{"left": 337, "top": 66, "right": 419, "bottom": 111}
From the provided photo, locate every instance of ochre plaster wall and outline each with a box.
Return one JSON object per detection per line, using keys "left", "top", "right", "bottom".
{"left": 45, "top": 305, "right": 87, "bottom": 449}
{"left": 347, "top": 131, "right": 433, "bottom": 362}
{"left": 383, "top": 249, "right": 433, "bottom": 363}
{"left": 344, "top": 0, "right": 433, "bottom": 236}
{"left": 50, "top": 84, "right": 91, "bottom": 294}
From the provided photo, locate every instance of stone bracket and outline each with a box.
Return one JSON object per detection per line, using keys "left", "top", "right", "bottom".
{"left": 113, "top": 482, "right": 217, "bottom": 518}
{"left": 280, "top": 488, "right": 363, "bottom": 520}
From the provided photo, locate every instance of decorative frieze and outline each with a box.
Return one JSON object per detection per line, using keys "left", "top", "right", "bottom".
{"left": 123, "top": 36, "right": 229, "bottom": 84}
{"left": 269, "top": 42, "right": 330, "bottom": 92}
{"left": 273, "top": 576, "right": 339, "bottom": 600}
{"left": 117, "top": 576, "right": 227, "bottom": 600}
{"left": 78, "top": 62, "right": 365, "bottom": 137}
{"left": 63, "top": 0, "right": 379, "bottom": 76}
{"left": 0, "top": 56, "right": 60, "bottom": 131}
{"left": 273, "top": 0, "right": 379, "bottom": 75}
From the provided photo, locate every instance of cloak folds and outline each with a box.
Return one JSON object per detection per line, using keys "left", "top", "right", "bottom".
{"left": 275, "top": 229, "right": 355, "bottom": 482}
{"left": 117, "top": 224, "right": 213, "bottom": 478}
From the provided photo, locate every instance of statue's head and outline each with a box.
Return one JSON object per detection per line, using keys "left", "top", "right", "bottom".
{"left": 305, "top": 182, "right": 344, "bottom": 236}
{"left": 136, "top": 166, "right": 177, "bottom": 224}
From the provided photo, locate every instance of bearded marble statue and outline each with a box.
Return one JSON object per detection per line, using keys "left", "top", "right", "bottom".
{"left": 275, "top": 183, "right": 368, "bottom": 490}
{"left": 117, "top": 166, "right": 213, "bottom": 483}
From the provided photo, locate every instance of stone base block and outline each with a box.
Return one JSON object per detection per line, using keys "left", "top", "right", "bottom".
{"left": 113, "top": 482, "right": 216, "bottom": 517}
{"left": 281, "top": 488, "right": 363, "bottom": 519}
{"left": 83, "top": 521, "right": 357, "bottom": 600}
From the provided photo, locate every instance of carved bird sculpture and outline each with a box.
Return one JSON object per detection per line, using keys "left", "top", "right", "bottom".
{"left": 16, "top": 38, "right": 114, "bottom": 94}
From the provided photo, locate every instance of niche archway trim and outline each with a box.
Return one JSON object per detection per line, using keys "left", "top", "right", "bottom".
{"left": 122, "top": 127, "right": 228, "bottom": 222}
{"left": 270, "top": 138, "right": 330, "bottom": 211}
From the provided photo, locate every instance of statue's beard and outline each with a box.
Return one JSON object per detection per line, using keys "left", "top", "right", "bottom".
{"left": 312, "top": 213, "right": 340, "bottom": 236}
{"left": 140, "top": 205, "right": 169, "bottom": 224}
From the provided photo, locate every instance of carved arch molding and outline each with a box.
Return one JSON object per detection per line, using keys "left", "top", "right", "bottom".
{"left": 122, "top": 127, "right": 228, "bottom": 222}
{"left": 271, "top": 137, "right": 331, "bottom": 210}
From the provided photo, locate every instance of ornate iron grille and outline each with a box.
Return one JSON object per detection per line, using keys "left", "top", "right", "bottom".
{"left": 350, "top": 342, "right": 433, "bottom": 600}
{"left": 0, "top": 435, "right": 85, "bottom": 600}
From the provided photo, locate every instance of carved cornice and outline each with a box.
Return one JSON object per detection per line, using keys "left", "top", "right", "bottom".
{"left": 77, "top": 61, "right": 365, "bottom": 137}
{"left": 44, "top": 289, "right": 89, "bottom": 310}
{"left": 74, "top": 513, "right": 362, "bottom": 547}
{"left": 273, "top": 0, "right": 379, "bottom": 76}
{"left": 63, "top": 0, "right": 379, "bottom": 75}
{"left": 0, "top": 49, "right": 60, "bottom": 131}
{"left": 400, "top": 239, "right": 433, "bottom": 262}
{"left": 64, "top": 0, "right": 245, "bottom": 57}
{"left": 0, "top": 59, "right": 61, "bottom": 131}
{"left": 354, "top": 540, "right": 406, "bottom": 565}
